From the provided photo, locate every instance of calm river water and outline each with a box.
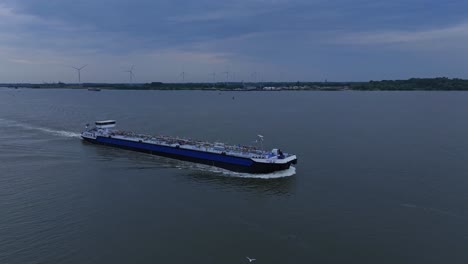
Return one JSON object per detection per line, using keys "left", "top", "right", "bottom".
{"left": 1, "top": 88, "right": 467, "bottom": 263}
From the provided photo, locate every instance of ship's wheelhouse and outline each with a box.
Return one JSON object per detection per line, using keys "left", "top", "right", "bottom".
{"left": 95, "top": 120, "right": 116, "bottom": 129}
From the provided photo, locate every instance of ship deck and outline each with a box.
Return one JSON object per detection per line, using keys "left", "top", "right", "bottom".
{"left": 88, "top": 128, "right": 292, "bottom": 160}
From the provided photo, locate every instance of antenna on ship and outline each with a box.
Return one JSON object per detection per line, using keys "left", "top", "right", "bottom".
{"left": 124, "top": 65, "right": 135, "bottom": 84}
{"left": 71, "top": 64, "right": 87, "bottom": 86}
{"left": 257, "top": 134, "right": 264, "bottom": 151}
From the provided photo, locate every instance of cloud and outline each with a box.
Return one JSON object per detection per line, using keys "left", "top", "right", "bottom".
{"left": 8, "top": 58, "right": 44, "bottom": 65}
{"left": 167, "top": 10, "right": 251, "bottom": 23}
{"left": 150, "top": 49, "right": 229, "bottom": 64}
{"left": 8, "top": 58, "right": 61, "bottom": 65}
{"left": 2, "top": 0, "right": 468, "bottom": 82}
{"left": 0, "top": 4, "right": 37, "bottom": 25}
{"left": 338, "top": 22, "right": 468, "bottom": 45}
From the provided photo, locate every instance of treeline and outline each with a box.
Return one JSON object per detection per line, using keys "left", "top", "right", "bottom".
{"left": 84, "top": 78, "right": 468, "bottom": 91}
{"left": 3, "top": 77, "right": 468, "bottom": 90}
{"left": 140, "top": 82, "right": 245, "bottom": 90}
{"left": 350, "top": 78, "right": 468, "bottom": 90}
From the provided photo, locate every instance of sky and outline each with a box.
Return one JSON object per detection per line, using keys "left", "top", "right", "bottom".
{"left": 0, "top": 0, "right": 468, "bottom": 83}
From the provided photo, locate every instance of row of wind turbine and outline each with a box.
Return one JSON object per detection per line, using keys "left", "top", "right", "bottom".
{"left": 70, "top": 65, "right": 136, "bottom": 85}
{"left": 71, "top": 65, "right": 261, "bottom": 84}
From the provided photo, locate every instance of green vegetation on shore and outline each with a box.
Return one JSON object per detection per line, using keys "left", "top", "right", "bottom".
{"left": 351, "top": 78, "right": 468, "bottom": 90}
{"left": 2, "top": 77, "right": 468, "bottom": 91}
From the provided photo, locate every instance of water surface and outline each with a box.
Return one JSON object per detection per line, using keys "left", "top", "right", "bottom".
{"left": 1, "top": 88, "right": 468, "bottom": 263}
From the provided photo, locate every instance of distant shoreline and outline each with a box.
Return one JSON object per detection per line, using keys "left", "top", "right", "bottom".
{"left": 2, "top": 77, "right": 468, "bottom": 91}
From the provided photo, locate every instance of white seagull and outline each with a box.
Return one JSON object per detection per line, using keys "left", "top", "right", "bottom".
{"left": 246, "top": 256, "right": 256, "bottom": 262}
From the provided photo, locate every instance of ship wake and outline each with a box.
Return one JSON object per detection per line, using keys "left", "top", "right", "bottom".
{"left": 220, "top": 166, "right": 297, "bottom": 179}
{"left": 179, "top": 162, "right": 297, "bottom": 179}
{"left": 0, "top": 118, "right": 81, "bottom": 138}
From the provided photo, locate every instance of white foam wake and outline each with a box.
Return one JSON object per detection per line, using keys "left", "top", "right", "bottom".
{"left": 31, "top": 126, "right": 81, "bottom": 138}
{"left": 0, "top": 118, "right": 81, "bottom": 138}
{"left": 185, "top": 163, "right": 297, "bottom": 179}
{"left": 222, "top": 166, "right": 296, "bottom": 179}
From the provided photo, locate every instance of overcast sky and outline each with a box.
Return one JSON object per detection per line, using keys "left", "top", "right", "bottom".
{"left": 1, "top": 0, "right": 468, "bottom": 83}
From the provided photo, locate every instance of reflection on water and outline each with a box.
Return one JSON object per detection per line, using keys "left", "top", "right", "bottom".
{"left": 83, "top": 139, "right": 296, "bottom": 195}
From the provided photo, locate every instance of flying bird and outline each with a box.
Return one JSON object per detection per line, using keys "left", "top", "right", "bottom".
{"left": 246, "top": 256, "right": 256, "bottom": 262}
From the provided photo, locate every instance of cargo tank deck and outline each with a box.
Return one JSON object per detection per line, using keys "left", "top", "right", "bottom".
{"left": 87, "top": 128, "right": 294, "bottom": 161}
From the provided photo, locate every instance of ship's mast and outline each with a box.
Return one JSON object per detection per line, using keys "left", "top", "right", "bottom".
{"left": 258, "top": 135, "right": 264, "bottom": 151}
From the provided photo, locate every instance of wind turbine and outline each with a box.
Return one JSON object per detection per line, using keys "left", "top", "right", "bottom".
{"left": 222, "top": 71, "right": 229, "bottom": 84}
{"left": 124, "top": 65, "right": 135, "bottom": 84}
{"left": 178, "top": 65, "right": 188, "bottom": 83}
{"left": 232, "top": 72, "right": 236, "bottom": 82}
{"left": 251, "top": 71, "right": 257, "bottom": 83}
{"left": 71, "top": 64, "right": 87, "bottom": 85}
{"left": 180, "top": 71, "right": 187, "bottom": 82}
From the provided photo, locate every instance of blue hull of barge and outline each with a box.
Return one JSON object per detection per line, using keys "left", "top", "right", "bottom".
{"left": 82, "top": 136, "right": 293, "bottom": 173}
